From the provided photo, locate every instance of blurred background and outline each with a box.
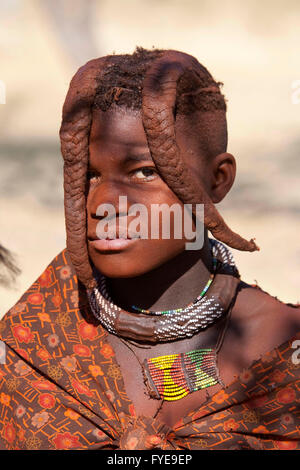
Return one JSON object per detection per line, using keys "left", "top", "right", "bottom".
{"left": 1, "top": 0, "right": 300, "bottom": 316}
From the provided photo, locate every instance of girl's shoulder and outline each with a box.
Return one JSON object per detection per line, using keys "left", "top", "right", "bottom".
{"left": 234, "top": 280, "right": 300, "bottom": 321}
{"left": 229, "top": 280, "right": 300, "bottom": 365}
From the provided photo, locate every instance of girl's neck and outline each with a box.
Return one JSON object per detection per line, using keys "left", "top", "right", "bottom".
{"left": 105, "top": 235, "right": 213, "bottom": 312}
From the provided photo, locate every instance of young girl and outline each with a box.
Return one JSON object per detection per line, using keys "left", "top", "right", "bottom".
{"left": 0, "top": 47, "right": 299, "bottom": 450}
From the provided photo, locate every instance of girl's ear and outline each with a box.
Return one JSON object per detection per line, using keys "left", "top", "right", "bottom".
{"left": 209, "top": 152, "right": 236, "bottom": 203}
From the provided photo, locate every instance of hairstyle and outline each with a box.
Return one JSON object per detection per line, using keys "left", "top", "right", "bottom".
{"left": 92, "top": 47, "right": 228, "bottom": 160}
{"left": 60, "top": 46, "right": 258, "bottom": 290}
{"left": 93, "top": 46, "right": 225, "bottom": 111}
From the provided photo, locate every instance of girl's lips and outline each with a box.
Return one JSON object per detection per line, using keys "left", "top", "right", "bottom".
{"left": 89, "top": 238, "right": 139, "bottom": 252}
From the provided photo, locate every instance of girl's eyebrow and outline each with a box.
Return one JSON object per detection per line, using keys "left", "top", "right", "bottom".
{"left": 124, "top": 153, "right": 153, "bottom": 164}
{"left": 87, "top": 153, "right": 154, "bottom": 171}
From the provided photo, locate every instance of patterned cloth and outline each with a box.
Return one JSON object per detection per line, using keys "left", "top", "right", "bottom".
{"left": 0, "top": 249, "right": 299, "bottom": 450}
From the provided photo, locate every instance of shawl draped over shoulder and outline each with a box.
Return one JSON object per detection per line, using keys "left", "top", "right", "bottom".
{"left": 0, "top": 249, "right": 299, "bottom": 450}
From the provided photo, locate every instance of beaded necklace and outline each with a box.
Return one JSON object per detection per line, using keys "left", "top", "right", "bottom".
{"left": 117, "top": 300, "right": 234, "bottom": 402}
{"left": 87, "top": 239, "right": 240, "bottom": 402}
{"left": 141, "top": 311, "right": 231, "bottom": 401}
{"left": 87, "top": 239, "right": 240, "bottom": 343}
{"left": 144, "top": 350, "right": 220, "bottom": 400}
{"left": 131, "top": 257, "right": 218, "bottom": 315}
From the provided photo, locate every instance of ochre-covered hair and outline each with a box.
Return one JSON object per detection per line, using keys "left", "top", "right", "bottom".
{"left": 60, "top": 47, "right": 258, "bottom": 290}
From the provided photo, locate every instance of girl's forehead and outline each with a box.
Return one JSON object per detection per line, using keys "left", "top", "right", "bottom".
{"left": 90, "top": 106, "right": 148, "bottom": 147}
{"left": 89, "top": 106, "right": 207, "bottom": 174}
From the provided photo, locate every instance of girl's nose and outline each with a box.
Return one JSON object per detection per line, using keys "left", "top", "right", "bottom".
{"left": 87, "top": 179, "right": 131, "bottom": 218}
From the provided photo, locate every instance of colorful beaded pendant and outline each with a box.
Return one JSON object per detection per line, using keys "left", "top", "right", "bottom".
{"left": 142, "top": 348, "right": 221, "bottom": 401}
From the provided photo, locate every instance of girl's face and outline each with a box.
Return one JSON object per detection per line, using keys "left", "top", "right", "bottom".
{"left": 86, "top": 105, "right": 205, "bottom": 278}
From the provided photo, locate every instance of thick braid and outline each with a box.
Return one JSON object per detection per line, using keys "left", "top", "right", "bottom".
{"left": 142, "top": 50, "right": 258, "bottom": 252}
{"left": 60, "top": 57, "right": 111, "bottom": 289}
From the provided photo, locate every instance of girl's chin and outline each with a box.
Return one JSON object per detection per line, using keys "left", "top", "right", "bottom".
{"left": 93, "top": 267, "right": 148, "bottom": 279}
{"left": 90, "top": 257, "right": 152, "bottom": 278}
{"left": 88, "top": 242, "right": 187, "bottom": 278}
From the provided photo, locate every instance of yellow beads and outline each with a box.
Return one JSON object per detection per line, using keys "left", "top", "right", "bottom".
{"left": 144, "top": 348, "right": 220, "bottom": 401}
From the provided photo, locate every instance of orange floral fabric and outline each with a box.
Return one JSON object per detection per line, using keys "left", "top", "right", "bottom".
{"left": 0, "top": 249, "right": 299, "bottom": 450}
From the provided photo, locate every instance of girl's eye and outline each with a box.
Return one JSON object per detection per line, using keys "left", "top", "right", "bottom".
{"left": 133, "top": 167, "right": 157, "bottom": 181}
{"left": 87, "top": 167, "right": 158, "bottom": 183}
{"left": 87, "top": 170, "right": 100, "bottom": 182}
